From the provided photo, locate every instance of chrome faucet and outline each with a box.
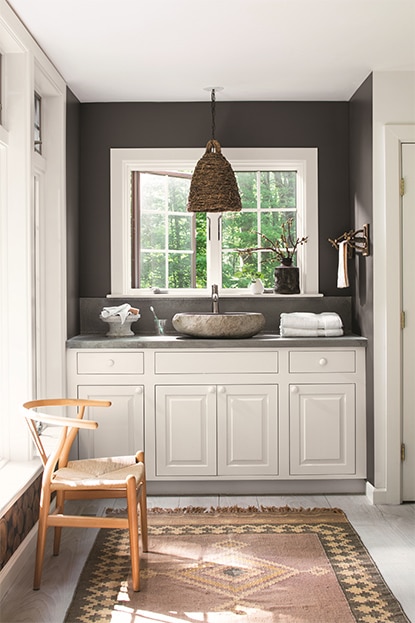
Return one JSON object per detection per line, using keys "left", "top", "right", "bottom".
{"left": 211, "top": 284, "right": 219, "bottom": 314}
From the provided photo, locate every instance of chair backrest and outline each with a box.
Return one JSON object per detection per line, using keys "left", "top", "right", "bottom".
{"left": 23, "top": 399, "right": 111, "bottom": 482}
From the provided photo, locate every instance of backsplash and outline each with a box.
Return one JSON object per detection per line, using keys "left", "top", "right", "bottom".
{"left": 79, "top": 296, "right": 353, "bottom": 336}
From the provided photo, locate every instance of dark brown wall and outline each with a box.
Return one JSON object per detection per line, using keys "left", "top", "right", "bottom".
{"left": 77, "top": 101, "right": 350, "bottom": 297}
{"left": 68, "top": 96, "right": 374, "bottom": 482}
{"left": 349, "top": 74, "right": 374, "bottom": 482}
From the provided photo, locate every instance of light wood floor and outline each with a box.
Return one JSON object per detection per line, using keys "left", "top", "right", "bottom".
{"left": 1, "top": 495, "right": 414, "bottom": 623}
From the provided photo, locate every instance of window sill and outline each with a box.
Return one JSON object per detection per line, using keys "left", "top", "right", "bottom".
{"left": 107, "top": 291, "right": 324, "bottom": 299}
{"left": 0, "top": 460, "right": 42, "bottom": 517}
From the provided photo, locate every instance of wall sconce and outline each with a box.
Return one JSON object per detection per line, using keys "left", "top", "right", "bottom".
{"left": 187, "top": 88, "right": 242, "bottom": 213}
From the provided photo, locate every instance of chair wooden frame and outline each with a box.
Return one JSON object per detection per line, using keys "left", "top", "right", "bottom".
{"left": 23, "top": 398, "right": 148, "bottom": 591}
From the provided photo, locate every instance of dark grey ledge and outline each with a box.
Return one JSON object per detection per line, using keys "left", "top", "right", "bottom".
{"left": 67, "top": 333, "right": 367, "bottom": 349}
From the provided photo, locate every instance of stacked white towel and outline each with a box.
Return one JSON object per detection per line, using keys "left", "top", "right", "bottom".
{"left": 101, "top": 304, "right": 137, "bottom": 325}
{"left": 280, "top": 312, "right": 343, "bottom": 337}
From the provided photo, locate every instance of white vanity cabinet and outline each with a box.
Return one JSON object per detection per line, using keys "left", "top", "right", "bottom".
{"left": 66, "top": 340, "right": 366, "bottom": 487}
{"left": 155, "top": 383, "right": 278, "bottom": 477}
{"left": 285, "top": 349, "right": 366, "bottom": 478}
{"left": 155, "top": 385, "right": 216, "bottom": 476}
{"left": 217, "top": 384, "right": 278, "bottom": 476}
{"left": 67, "top": 350, "right": 145, "bottom": 459}
{"left": 289, "top": 383, "right": 356, "bottom": 475}
{"left": 77, "top": 385, "right": 144, "bottom": 459}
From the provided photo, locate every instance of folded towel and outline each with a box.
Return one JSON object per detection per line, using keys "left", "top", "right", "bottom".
{"left": 280, "top": 312, "right": 343, "bottom": 331}
{"left": 337, "top": 240, "right": 349, "bottom": 288}
{"left": 280, "top": 327, "right": 344, "bottom": 337}
{"left": 101, "top": 303, "right": 132, "bottom": 324}
{"left": 319, "top": 312, "right": 343, "bottom": 330}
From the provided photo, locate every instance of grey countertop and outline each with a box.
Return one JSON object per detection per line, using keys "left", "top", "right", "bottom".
{"left": 67, "top": 333, "right": 367, "bottom": 349}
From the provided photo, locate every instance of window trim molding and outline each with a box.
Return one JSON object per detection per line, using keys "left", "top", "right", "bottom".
{"left": 0, "top": 2, "right": 67, "bottom": 469}
{"left": 110, "top": 147, "right": 319, "bottom": 296}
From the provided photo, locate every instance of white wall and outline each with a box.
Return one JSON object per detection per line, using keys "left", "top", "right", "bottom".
{"left": 370, "top": 71, "right": 415, "bottom": 503}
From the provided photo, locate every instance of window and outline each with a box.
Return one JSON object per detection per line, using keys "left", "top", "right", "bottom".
{"left": 131, "top": 170, "right": 197, "bottom": 288}
{"left": 111, "top": 148, "right": 318, "bottom": 295}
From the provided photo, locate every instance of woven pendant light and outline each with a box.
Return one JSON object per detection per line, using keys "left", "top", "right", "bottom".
{"left": 187, "top": 89, "right": 242, "bottom": 213}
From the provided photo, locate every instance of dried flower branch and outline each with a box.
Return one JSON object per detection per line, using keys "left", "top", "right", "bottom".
{"left": 237, "top": 217, "right": 308, "bottom": 263}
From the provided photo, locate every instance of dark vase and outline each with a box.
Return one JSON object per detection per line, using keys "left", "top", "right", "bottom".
{"left": 274, "top": 264, "right": 300, "bottom": 294}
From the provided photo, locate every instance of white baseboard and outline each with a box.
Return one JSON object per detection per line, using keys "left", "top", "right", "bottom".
{"left": 365, "top": 481, "right": 401, "bottom": 505}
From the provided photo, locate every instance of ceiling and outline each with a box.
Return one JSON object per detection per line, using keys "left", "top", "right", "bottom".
{"left": 7, "top": 0, "right": 415, "bottom": 102}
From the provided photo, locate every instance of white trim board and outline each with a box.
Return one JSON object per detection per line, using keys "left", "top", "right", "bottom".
{"left": 372, "top": 122, "right": 415, "bottom": 504}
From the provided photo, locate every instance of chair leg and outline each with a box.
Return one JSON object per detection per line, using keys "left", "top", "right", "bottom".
{"left": 136, "top": 451, "right": 148, "bottom": 552}
{"left": 53, "top": 491, "right": 65, "bottom": 555}
{"left": 139, "top": 485, "right": 148, "bottom": 552}
{"left": 33, "top": 491, "right": 51, "bottom": 590}
{"left": 126, "top": 475, "right": 140, "bottom": 592}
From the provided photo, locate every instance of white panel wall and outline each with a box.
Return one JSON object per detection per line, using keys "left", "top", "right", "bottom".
{"left": 0, "top": 0, "right": 66, "bottom": 483}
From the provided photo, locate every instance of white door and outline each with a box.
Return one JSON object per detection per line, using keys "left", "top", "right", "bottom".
{"left": 77, "top": 385, "right": 144, "bottom": 459}
{"left": 289, "top": 384, "right": 356, "bottom": 475}
{"left": 217, "top": 384, "right": 278, "bottom": 476}
{"left": 155, "top": 385, "right": 217, "bottom": 476}
{"left": 402, "top": 142, "right": 415, "bottom": 501}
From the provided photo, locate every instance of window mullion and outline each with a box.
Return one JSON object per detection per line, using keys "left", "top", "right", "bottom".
{"left": 257, "top": 171, "right": 262, "bottom": 275}
{"left": 164, "top": 176, "right": 169, "bottom": 289}
{"left": 207, "top": 213, "right": 222, "bottom": 288}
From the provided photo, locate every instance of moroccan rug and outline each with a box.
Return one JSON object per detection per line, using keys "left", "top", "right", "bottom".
{"left": 64, "top": 506, "right": 410, "bottom": 623}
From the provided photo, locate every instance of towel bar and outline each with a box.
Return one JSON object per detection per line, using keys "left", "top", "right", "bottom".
{"left": 328, "top": 224, "right": 370, "bottom": 257}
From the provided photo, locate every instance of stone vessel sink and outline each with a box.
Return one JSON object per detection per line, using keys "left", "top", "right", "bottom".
{"left": 172, "top": 312, "right": 266, "bottom": 339}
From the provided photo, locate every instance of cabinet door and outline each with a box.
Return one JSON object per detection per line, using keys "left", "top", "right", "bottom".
{"left": 217, "top": 385, "right": 278, "bottom": 476}
{"left": 77, "top": 385, "right": 144, "bottom": 459}
{"left": 289, "top": 384, "right": 355, "bottom": 475}
{"left": 155, "top": 385, "right": 216, "bottom": 476}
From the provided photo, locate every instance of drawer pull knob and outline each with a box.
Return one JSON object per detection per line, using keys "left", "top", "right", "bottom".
{"left": 290, "top": 385, "right": 299, "bottom": 394}
{"left": 107, "top": 359, "right": 115, "bottom": 367}
{"left": 218, "top": 386, "right": 226, "bottom": 394}
{"left": 208, "top": 386, "right": 216, "bottom": 394}
{"left": 135, "top": 387, "right": 143, "bottom": 394}
{"left": 319, "top": 358, "right": 328, "bottom": 366}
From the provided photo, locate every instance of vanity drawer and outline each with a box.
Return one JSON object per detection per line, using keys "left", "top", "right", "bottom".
{"left": 289, "top": 350, "right": 355, "bottom": 373}
{"left": 155, "top": 351, "right": 278, "bottom": 374}
{"left": 77, "top": 352, "right": 144, "bottom": 375}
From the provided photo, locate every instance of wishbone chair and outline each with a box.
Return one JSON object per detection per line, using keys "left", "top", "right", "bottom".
{"left": 23, "top": 398, "right": 148, "bottom": 591}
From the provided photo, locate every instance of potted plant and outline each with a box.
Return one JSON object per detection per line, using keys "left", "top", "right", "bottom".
{"left": 237, "top": 218, "right": 308, "bottom": 294}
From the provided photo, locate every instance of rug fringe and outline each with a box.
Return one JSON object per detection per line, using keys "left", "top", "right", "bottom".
{"left": 106, "top": 505, "right": 345, "bottom": 516}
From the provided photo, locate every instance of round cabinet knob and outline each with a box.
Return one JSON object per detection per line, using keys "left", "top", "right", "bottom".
{"left": 290, "top": 385, "right": 299, "bottom": 394}
{"left": 208, "top": 386, "right": 216, "bottom": 394}
{"left": 107, "top": 359, "right": 115, "bottom": 367}
{"left": 135, "top": 387, "right": 143, "bottom": 394}
{"left": 218, "top": 386, "right": 226, "bottom": 394}
{"left": 319, "top": 358, "right": 328, "bottom": 366}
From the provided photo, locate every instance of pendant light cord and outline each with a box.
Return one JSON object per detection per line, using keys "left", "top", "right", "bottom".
{"left": 211, "top": 89, "right": 216, "bottom": 140}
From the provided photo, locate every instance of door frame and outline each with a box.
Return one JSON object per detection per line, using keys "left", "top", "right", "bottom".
{"left": 401, "top": 142, "right": 415, "bottom": 501}
{"left": 368, "top": 124, "right": 415, "bottom": 504}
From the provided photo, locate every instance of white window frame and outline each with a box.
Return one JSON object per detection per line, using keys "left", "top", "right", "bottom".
{"left": 110, "top": 147, "right": 319, "bottom": 296}
{"left": 0, "top": 3, "right": 66, "bottom": 518}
